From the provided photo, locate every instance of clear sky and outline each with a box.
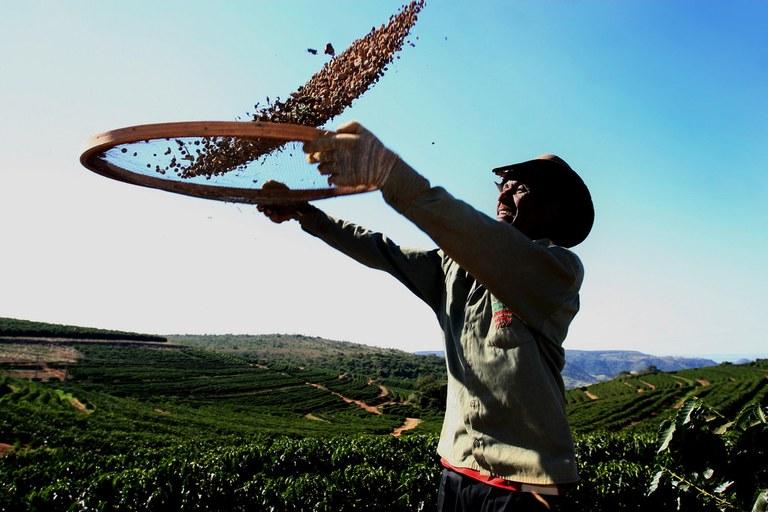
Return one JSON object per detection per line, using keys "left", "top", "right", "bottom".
{"left": 1, "top": 1, "right": 766, "bottom": 360}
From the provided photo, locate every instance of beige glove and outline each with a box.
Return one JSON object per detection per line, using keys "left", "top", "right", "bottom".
{"left": 303, "top": 121, "right": 399, "bottom": 188}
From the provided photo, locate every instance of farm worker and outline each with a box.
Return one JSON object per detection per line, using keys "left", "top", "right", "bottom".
{"left": 258, "top": 121, "right": 594, "bottom": 511}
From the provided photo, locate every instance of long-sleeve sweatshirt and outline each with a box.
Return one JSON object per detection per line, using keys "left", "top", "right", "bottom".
{"left": 298, "top": 158, "right": 583, "bottom": 485}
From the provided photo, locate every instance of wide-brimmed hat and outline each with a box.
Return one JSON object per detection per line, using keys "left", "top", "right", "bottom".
{"left": 492, "top": 154, "right": 594, "bottom": 247}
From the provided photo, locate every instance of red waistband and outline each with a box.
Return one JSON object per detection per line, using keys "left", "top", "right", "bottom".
{"left": 440, "top": 458, "right": 568, "bottom": 496}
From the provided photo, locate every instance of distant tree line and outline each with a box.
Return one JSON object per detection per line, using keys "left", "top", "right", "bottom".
{"left": 0, "top": 318, "right": 166, "bottom": 343}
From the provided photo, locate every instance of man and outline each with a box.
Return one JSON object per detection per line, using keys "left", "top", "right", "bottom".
{"left": 258, "top": 122, "right": 594, "bottom": 511}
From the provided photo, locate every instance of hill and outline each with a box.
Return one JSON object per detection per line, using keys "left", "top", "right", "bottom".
{"left": 0, "top": 340, "right": 442, "bottom": 455}
{"left": 169, "top": 334, "right": 446, "bottom": 383}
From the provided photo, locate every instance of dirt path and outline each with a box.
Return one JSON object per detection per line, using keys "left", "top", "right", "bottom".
{"left": 307, "top": 383, "right": 381, "bottom": 415}
{"left": 639, "top": 379, "right": 657, "bottom": 391}
{"left": 697, "top": 378, "right": 711, "bottom": 387}
{"left": 671, "top": 375, "right": 693, "bottom": 387}
{"left": 392, "top": 418, "right": 422, "bottom": 437}
{"left": 584, "top": 390, "right": 599, "bottom": 400}
{"left": 304, "top": 413, "right": 330, "bottom": 423}
{"left": 0, "top": 443, "right": 13, "bottom": 457}
{"left": 69, "top": 398, "right": 91, "bottom": 414}
{"left": 368, "top": 378, "right": 390, "bottom": 399}
{"left": 0, "top": 343, "right": 81, "bottom": 365}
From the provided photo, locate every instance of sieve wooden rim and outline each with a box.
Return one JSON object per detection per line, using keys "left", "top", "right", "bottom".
{"left": 80, "top": 120, "right": 376, "bottom": 204}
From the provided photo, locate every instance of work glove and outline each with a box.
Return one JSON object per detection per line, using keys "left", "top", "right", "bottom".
{"left": 303, "top": 121, "right": 398, "bottom": 188}
{"left": 255, "top": 181, "right": 315, "bottom": 224}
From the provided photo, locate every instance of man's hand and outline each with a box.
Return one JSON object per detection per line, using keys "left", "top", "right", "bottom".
{"left": 303, "top": 121, "right": 399, "bottom": 188}
{"left": 256, "top": 180, "right": 311, "bottom": 223}
{"left": 256, "top": 203, "right": 307, "bottom": 223}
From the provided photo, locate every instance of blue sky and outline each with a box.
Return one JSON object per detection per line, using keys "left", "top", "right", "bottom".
{"left": 1, "top": 1, "right": 766, "bottom": 359}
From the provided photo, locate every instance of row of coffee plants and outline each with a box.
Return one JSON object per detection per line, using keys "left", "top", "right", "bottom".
{"left": 2, "top": 400, "right": 764, "bottom": 511}
{"left": 2, "top": 346, "right": 765, "bottom": 510}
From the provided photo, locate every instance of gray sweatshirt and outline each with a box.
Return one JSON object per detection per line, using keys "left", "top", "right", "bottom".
{"left": 299, "top": 159, "right": 582, "bottom": 485}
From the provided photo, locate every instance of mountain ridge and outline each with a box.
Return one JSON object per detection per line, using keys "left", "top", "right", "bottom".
{"left": 415, "top": 349, "right": 718, "bottom": 388}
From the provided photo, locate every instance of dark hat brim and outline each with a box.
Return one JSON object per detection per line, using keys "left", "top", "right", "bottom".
{"left": 492, "top": 157, "right": 594, "bottom": 248}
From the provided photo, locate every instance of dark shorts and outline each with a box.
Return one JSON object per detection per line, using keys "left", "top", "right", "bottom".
{"left": 437, "top": 469, "right": 564, "bottom": 512}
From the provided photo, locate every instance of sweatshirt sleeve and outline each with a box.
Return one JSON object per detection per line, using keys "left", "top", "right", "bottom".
{"left": 299, "top": 206, "right": 444, "bottom": 315}
{"left": 380, "top": 159, "right": 583, "bottom": 332}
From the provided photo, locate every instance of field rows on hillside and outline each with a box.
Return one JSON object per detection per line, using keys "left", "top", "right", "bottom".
{"left": 566, "top": 361, "right": 768, "bottom": 432}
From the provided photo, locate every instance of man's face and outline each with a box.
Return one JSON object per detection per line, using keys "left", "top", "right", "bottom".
{"left": 496, "top": 177, "right": 557, "bottom": 240}
{"left": 496, "top": 179, "right": 532, "bottom": 225}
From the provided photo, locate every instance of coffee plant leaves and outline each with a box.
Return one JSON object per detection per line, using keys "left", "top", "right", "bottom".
{"left": 650, "top": 399, "right": 768, "bottom": 511}
{"left": 752, "top": 490, "right": 767, "bottom": 512}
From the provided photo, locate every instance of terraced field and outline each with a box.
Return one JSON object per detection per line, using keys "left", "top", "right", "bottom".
{"left": 566, "top": 361, "right": 768, "bottom": 432}
{"left": 1, "top": 318, "right": 766, "bottom": 511}
{"left": 1, "top": 336, "right": 766, "bottom": 512}
{"left": 65, "top": 344, "right": 417, "bottom": 435}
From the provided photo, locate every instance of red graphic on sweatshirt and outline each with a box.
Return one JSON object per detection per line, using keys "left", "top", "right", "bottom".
{"left": 491, "top": 296, "right": 515, "bottom": 328}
